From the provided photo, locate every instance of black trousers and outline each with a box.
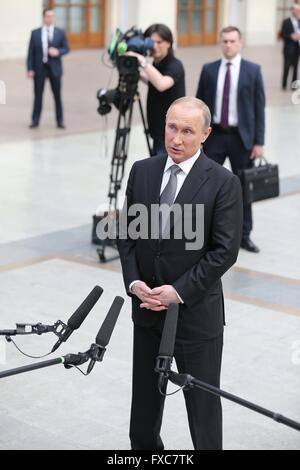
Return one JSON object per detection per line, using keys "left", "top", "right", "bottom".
{"left": 130, "top": 322, "right": 223, "bottom": 451}
{"left": 32, "top": 64, "right": 63, "bottom": 125}
{"left": 282, "top": 51, "right": 300, "bottom": 89}
{"left": 204, "top": 129, "right": 253, "bottom": 238}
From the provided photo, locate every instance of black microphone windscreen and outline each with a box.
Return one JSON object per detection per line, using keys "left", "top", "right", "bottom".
{"left": 96, "top": 296, "right": 125, "bottom": 347}
{"left": 68, "top": 286, "right": 103, "bottom": 330}
{"left": 158, "top": 303, "right": 179, "bottom": 357}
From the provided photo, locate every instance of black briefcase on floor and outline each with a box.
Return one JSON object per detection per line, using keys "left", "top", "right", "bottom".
{"left": 238, "top": 158, "right": 280, "bottom": 204}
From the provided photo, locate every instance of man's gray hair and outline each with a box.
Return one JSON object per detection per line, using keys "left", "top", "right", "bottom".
{"left": 167, "top": 97, "right": 212, "bottom": 130}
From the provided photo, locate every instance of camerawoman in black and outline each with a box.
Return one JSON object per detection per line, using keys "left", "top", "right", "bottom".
{"left": 126, "top": 24, "right": 186, "bottom": 156}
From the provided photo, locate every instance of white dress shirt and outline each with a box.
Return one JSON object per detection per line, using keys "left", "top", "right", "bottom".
{"left": 214, "top": 54, "right": 242, "bottom": 127}
{"left": 129, "top": 150, "right": 202, "bottom": 303}
{"left": 42, "top": 25, "right": 54, "bottom": 63}
{"left": 290, "top": 16, "right": 300, "bottom": 45}
{"left": 160, "top": 151, "right": 201, "bottom": 199}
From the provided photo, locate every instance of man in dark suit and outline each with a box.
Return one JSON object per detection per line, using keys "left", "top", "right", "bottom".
{"left": 27, "top": 8, "right": 70, "bottom": 129}
{"left": 196, "top": 26, "right": 265, "bottom": 253}
{"left": 281, "top": 4, "right": 300, "bottom": 90}
{"left": 117, "top": 97, "right": 243, "bottom": 450}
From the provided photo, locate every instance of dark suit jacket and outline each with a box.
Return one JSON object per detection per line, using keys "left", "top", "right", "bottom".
{"left": 196, "top": 59, "right": 265, "bottom": 151}
{"left": 27, "top": 27, "right": 69, "bottom": 77}
{"left": 117, "top": 153, "right": 243, "bottom": 340}
{"left": 281, "top": 18, "right": 300, "bottom": 56}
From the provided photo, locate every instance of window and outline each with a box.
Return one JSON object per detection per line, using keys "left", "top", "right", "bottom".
{"left": 177, "top": 0, "right": 219, "bottom": 46}
{"left": 43, "top": 0, "right": 106, "bottom": 48}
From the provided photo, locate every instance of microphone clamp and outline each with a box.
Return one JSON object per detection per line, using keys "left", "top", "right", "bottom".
{"left": 51, "top": 321, "right": 76, "bottom": 353}
{"left": 63, "top": 343, "right": 106, "bottom": 374}
{"left": 0, "top": 322, "right": 61, "bottom": 338}
{"left": 155, "top": 355, "right": 173, "bottom": 375}
{"left": 169, "top": 371, "right": 195, "bottom": 391}
{"left": 155, "top": 356, "right": 174, "bottom": 395}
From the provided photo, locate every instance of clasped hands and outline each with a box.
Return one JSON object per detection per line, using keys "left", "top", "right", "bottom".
{"left": 291, "top": 32, "right": 300, "bottom": 42}
{"left": 48, "top": 47, "right": 60, "bottom": 58}
{"left": 132, "top": 281, "right": 180, "bottom": 312}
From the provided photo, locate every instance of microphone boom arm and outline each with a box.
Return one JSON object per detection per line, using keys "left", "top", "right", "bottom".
{"left": 156, "top": 303, "right": 300, "bottom": 434}
{"left": 156, "top": 368, "right": 300, "bottom": 433}
{"left": 0, "top": 343, "right": 107, "bottom": 380}
{"left": 0, "top": 322, "right": 64, "bottom": 338}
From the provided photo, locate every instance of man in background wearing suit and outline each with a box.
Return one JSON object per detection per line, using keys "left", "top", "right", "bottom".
{"left": 118, "top": 97, "right": 243, "bottom": 450}
{"left": 281, "top": 3, "right": 300, "bottom": 91}
{"left": 196, "top": 26, "right": 266, "bottom": 254}
{"left": 27, "top": 8, "right": 70, "bottom": 129}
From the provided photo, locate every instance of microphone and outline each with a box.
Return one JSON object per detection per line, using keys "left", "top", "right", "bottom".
{"left": 51, "top": 286, "right": 103, "bottom": 353}
{"left": 155, "top": 303, "right": 179, "bottom": 393}
{"left": 87, "top": 296, "right": 125, "bottom": 374}
{"left": 158, "top": 303, "right": 179, "bottom": 358}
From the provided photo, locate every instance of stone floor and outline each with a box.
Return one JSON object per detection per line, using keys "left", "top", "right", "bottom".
{"left": 0, "top": 45, "right": 299, "bottom": 450}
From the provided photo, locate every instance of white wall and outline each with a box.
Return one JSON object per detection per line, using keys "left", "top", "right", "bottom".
{"left": 244, "top": 0, "right": 277, "bottom": 45}
{"left": 119, "top": 0, "right": 139, "bottom": 32}
{"left": 136, "top": 0, "right": 177, "bottom": 34}
{"left": 220, "top": 0, "right": 246, "bottom": 31}
{"left": 221, "top": 0, "right": 277, "bottom": 45}
{"left": 106, "top": 0, "right": 177, "bottom": 44}
{"left": 0, "top": 0, "right": 43, "bottom": 60}
{"left": 106, "top": 0, "right": 122, "bottom": 39}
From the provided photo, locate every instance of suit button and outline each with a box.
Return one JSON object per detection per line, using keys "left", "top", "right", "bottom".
{"left": 156, "top": 253, "right": 161, "bottom": 259}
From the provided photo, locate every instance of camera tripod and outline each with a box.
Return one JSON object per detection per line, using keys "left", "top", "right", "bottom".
{"left": 96, "top": 78, "right": 153, "bottom": 263}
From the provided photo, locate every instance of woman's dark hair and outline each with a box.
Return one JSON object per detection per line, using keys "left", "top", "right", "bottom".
{"left": 144, "top": 24, "right": 174, "bottom": 55}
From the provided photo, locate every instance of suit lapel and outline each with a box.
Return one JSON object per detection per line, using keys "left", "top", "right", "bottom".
{"left": 164, "top": 154, "right": 212, "bottom": 236}
{"left": 147, "top": 155, "right": 168, "bottom": 205}
{"left": 238, "top": 59, "right": 247, "bottom": 94}
{"left": 175, "top": 153, "right": 212, "bottom": 206}
{"left": 212, "top": 60, "right": 222, "bottom": 114}
{"left": 147, "top": 154, "right": 212, "bottom": 241}
{"left": 38, "top": 28, "right": 43, "bottom": 48}
{"left": 146, "top": 156, "right": 167, "bottom": 248}
{"left": 146, "top": 153, "right": 212, "bottom": 206}
{"left": 52, "top": 27, "right": 58, "bottom": 45}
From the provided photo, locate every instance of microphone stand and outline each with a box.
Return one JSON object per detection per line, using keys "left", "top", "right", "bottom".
{"left": 0, "top": 343, "right": 106, "bottom": 380}
{"left": 155, "top": 360, "right": 300, "bottom": 432}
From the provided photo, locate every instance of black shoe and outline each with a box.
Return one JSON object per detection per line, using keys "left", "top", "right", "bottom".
{"left": 57, "top": 123, "right": 66, "bottom": 129}
{"left": 241, "top": 237, "right": 260, "bottom": 253}
{"left": 29, "top": 123, "right": 39, "bottom": 129}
